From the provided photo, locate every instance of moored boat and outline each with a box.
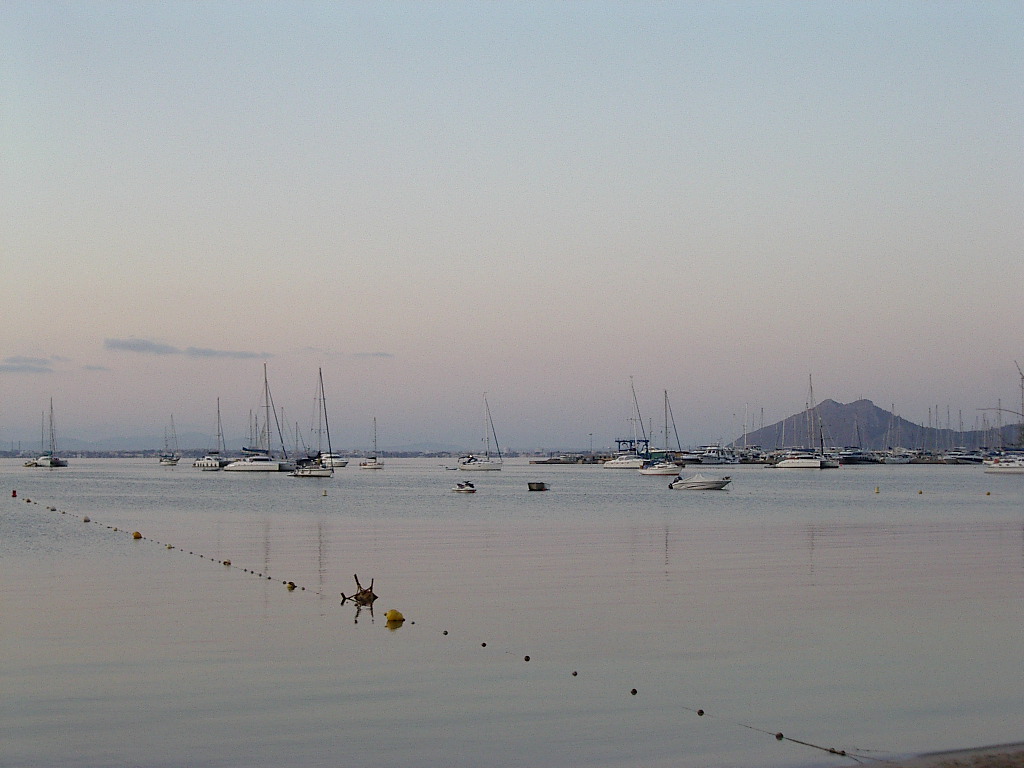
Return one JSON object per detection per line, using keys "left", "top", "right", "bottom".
{"left": 458, "top": 394, "right": 503, "bottom": 471}
{"left": 290, "top": 368, "right": 335, "bottom": 478}
{"left": 983, "top": 455, "right": 1024, "bottom": 474}
{"left": 27, "top": 400, "right": 67, "bottom": 468}
{"left": 639, "top": 460, "right": 683, "bottom": 475}
{"left": 669, "top": 473, "right": 731, "bottom": 490}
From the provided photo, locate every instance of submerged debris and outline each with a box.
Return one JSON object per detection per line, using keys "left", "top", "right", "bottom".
{"left": 340, "top": 574, "right": 377, "bottom": 606}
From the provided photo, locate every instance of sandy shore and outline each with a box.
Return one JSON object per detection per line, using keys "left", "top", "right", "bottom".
{"left": 877, "top": 744, "right": 1024, "bottom": 768}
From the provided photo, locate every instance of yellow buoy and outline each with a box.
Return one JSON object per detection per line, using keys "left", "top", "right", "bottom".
{"left": 385, "top": 609, "right": 405, "bottom": 622}
{"left": 132, "top": 531, "right": 142, "bottom": 539}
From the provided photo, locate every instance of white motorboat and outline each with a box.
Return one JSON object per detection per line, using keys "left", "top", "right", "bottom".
{"left": 452, "top": 481, "right": 477, "bottom": 493}
{"left": 695, "top": 445, "right": 738, "bottom": 465}
{"left": 318, "top": 453, "right": 349, "bottom": 468}
{"left": 942, "top": 448, "right": 985, "bottom": 465}
{"left": 983, "top": 456, "right": 1024, "bottom": 474}
{"left": 459, "top": 394, "right": 503, "bottom": 471}
{"left": 603, "top": 453, "right": 646, "bottom": 469}
{"left": 194, "top": 452, "right": 231, "bottom": 470}
{"left": 773, "top": 452, "right": 836, "bottom": 469}
{"left": 669, "top": 473, "right": 731, "bottom": 490}
{"left": 638, "top": 460, "right": 683, "bottom": 475}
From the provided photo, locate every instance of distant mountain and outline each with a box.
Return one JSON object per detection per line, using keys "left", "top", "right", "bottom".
{"left": 734, "top": 398, "right": 1022, "bottom": 451}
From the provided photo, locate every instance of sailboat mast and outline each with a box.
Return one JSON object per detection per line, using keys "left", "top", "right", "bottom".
{"left": 216, "top": 397, "right": 225, "bottom": 453}
{"left": 630, "top": 377, "right": 647, "bottom": 447}
{"left": 319, "top": 368, "right": 333, "bottom": 460}
{"left": 484, "top": 394, "right": 502, "bottom": 460}
{"left": 49, "top": 399, "right": 57, "bottom": 454}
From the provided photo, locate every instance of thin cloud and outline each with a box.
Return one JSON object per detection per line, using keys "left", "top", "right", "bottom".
{"left": 105, "top": 338, "right": 180, "bottom": 355}
{"left": 105, "top": 338, "right": 267, "bottom": 359}
{"left": 185, "top": 347, "right": 266, "bottom": 359}
{"left": 0, "top": 356, "right": 53, "bottom": 374}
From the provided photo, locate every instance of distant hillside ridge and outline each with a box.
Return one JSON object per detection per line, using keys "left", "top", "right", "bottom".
{"left": 733, "top": 398, "right": 1022, "bottom": 451}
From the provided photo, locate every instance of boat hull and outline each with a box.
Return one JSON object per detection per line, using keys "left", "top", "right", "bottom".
{"left": 458, "top": 458, "right": 502, "bottom": 471}
{"left": 224, "top": 458, "right": 293, "bottom": 472}
{"left": 639, "top": 462, "right": 683, "bottom": 475}
{"left": 291, "top": 466, "right": 333, "bottom": 477}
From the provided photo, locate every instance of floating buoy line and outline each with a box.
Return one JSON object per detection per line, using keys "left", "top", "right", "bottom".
{"left": 10, "top": 490, "right": 898, "bottom": 766}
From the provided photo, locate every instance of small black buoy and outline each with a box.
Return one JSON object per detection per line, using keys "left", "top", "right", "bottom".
{"left": 481, "top": 642, "right": 487, "bottom": 647}
{"left": 697, "top": 709, "right": 704, "bottom": 716}
{"left": 775, "top": 732, "right": 784, "bottom": 741}
{"left": 524, "top": 655, "right": 530, "bottom": 662}
{"left": 443, "top": 630, "right": 448, "bottom": 635}
{"left": 572, "top": 671, "right": 577, "bottom": 676}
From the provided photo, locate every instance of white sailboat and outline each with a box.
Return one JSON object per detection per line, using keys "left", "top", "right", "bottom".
{"left": 773, "top": 376, "right": 838, "bottom": 469}
{"left": 604, "top": 377, "right": 650, "bottom": 468}
{"left": 291, "top": 369, "right": 334, "bottom": 477}
{"left": 458, "top": 394, "right": 503, "bottom": 471}
{"left": 26, "top": 399, "right": 68, "bottom": 468}
{"left": 194, "top": 398, "right": 232, "bottom": 469}
{"left": 359, "top": 417, "right": 384, "bottom": 469}
{"left": 224, "top": 364, "right": 295, "bottom": 472}
{"left": 639, "top": 390, "right": 684, "bottom": 475}
{"left": 159, "top": 415, "right": 180, "bottom": 465}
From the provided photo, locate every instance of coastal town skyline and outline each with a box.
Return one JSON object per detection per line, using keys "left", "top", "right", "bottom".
{"left": 3, "top": 3, "right": 1021, "bottom": 449}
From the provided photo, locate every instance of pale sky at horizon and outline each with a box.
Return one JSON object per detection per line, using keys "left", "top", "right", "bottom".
{"left": 2, "top": 1, "right": 1022, "bottom": 451}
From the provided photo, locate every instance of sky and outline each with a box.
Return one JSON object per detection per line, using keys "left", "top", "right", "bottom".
{"left": 2, "top": 1, "right": 1022, "bottom": 451}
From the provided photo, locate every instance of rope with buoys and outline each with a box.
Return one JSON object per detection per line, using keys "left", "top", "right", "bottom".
{"left": 9, "top": 489, "right": 900, "bottom": 766}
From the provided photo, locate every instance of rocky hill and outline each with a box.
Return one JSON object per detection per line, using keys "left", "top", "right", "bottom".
{"left": 735, "top": 398, "right": 1022, "bottom": 451}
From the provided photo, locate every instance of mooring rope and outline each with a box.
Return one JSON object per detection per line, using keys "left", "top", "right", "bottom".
{"left": 11, "top": 490, "right": 902, "bottom": 766}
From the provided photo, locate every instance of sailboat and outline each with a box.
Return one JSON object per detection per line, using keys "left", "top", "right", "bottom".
{"left": 159, "top": 415, "right": 180, "bottom": 465}
{"left": 359, "top": 417, "right": 384, "bottom": 469}
{"left": 458, "top": 394, "right": 503, "bottom": 470}
{"left": 291, "top": 368, "right": 334, "bottom": 477}
{"left": 224, "top": 364, "right": 295, "bottom": 472}
{"left": 26, "top": 399, "right": 68, "bottom": 468}
{"left": 194, "top": 398, "right": 232, "bottom": 469}
{"left": 639, "top": 390, "right": 684, "bottom": 475}
{"left": 773, "top": 376, "right": 839, "bottom": 469}
{"left": 604, "top": 377, "right": 650, "bottom": 468}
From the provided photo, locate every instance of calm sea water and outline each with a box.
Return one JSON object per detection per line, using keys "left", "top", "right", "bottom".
{"left": 2, "top": 458, "right": 1021, "bottom": 768}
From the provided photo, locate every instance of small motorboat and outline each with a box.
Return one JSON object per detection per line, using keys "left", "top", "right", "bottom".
{"left": 452, "top": 481, "right": 477, "bottom": 493}
{"left": 638, "top": 460, "right": 683, "bottom": 475}
{"left": 669, "top": 473, "right": 731, "bottom": 490}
